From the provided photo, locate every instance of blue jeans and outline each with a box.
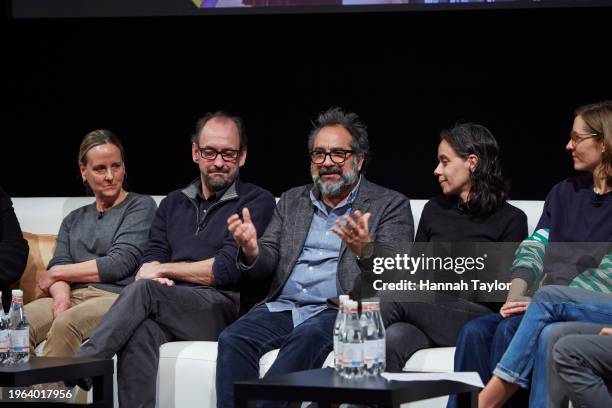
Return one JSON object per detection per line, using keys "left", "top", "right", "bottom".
{"left": 494, "top": 286, "right": 612, "bottom": 408}
{"left": 215, "top": 305, "right": 336, "bottom": 408}
{"left": 447, "top": 313, "right": 522, "bottom": 408}
{"left": 528, "top": 321, "right": 568, "bottom": 408}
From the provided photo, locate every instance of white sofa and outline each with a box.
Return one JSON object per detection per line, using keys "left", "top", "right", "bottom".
{"left": 11, "top": 196, "right": 544, "bottom": 408}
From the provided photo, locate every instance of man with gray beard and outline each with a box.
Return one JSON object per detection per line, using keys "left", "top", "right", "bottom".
{"left": 216, "top": 107, "right": 414, "bottom": 408}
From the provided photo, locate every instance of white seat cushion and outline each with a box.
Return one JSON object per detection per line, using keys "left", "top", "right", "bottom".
{"left": 403, "top": 347, "right": 456, "bottom": 372}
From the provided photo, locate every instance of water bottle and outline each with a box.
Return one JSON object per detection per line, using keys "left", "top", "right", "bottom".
{"left": 0, "top": 291, "right": 9, "bottom": 363}
{"left": 9, "top": 289, "right": 29, "bottom": 363}
{"left": 333, "top": 295, "right": 349, "bottom": 374}
{"left": 361, "top": 298, "right": 385, "bottom": 376}
{"left": 372, "top": 299, "right": 386, "bottom": 374}
{"left": 340, "top": 300, "right": 364, "bottom": 379}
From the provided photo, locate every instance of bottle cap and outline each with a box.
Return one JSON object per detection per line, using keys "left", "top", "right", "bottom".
{"left": 12, "top": 289, "right": 23, "bottom": 296}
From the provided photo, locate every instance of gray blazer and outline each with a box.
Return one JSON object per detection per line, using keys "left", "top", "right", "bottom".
{"left": 239, "top": 177, "right": 414, "bottom": 306}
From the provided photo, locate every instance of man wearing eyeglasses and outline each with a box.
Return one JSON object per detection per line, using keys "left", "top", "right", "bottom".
{"left": 216, "top": 107, "right": 414, "bottom": 408}
{"left": 69, "top": 111, "right": 276, "bottom": 408}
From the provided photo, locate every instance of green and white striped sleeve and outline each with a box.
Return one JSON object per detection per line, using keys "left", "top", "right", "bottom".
{"left": 570, "top": 253, "right": 612, "bottom": 293}
{"left": 510, "top": 228, "right": 550, "bottom": 287}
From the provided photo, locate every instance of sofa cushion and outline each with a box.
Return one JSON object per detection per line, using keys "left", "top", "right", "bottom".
{"left": 403, "top": 347, "right": 455, "bottom": 372}
{"left": 17, "top": 232, "right": 57, "bottom": 304}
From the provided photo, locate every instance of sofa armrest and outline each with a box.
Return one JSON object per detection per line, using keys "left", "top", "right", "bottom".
{"left": 17, "top": 232, "right": 57, "bottom": 304}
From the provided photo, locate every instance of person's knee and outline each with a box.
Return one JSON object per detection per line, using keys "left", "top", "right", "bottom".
{"left": 554, "top": 335, "right": 587, "bottom": 365}
{"left": 218, "top": 323, "right": 243, "bottom": 352}
{"left": 386, "top": 322, "right": 412, "bottom": 346}
{"left": 552, "top": 336, "right": 573, "bottom": 370}
{"left": 495, "top": 316, "right": 520, "bottom": 340}
{"left": 48, "top": 314, "right": 81, "bottom": 341}
{"left": 129, "top": 278, "right": 157, "bottom": 293}
{"left": 533, "top": 285, "right": 565, "bottom": 302}
{"left": 457, "top": 317, "right": 490, "bottom": 344}
{"left": 386, "top": 322, "right": 429, "bottom": 351}
{"left": 120, "top": 279, "right": 160, "bottom": 304}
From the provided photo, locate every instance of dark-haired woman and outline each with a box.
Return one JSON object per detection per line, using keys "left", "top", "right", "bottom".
{"left": 25, "top": 130, "right": 157, "bottom": 358}
{"left": 382, "top": 123, "right": 528, "bottom": 373}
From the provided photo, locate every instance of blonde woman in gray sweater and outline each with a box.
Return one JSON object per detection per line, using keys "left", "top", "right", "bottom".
{"left": 25, "top": 130, "right": 156, "bottom": 357}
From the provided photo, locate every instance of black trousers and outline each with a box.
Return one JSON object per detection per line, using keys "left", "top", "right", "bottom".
{"left": 381, "top": 295, "right": 492, "bottom": 372}
{"left": 76, "top": 279, "right": 239, "bottom": 408}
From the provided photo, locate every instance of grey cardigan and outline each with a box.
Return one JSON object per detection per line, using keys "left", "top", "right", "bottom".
{"left": 239, "top": 178, "right": 414, "bottom": 306}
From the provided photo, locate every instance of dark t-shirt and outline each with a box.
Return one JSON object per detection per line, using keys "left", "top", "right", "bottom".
{"left": 415, "top": 196, "right": 528, "bottom": 243}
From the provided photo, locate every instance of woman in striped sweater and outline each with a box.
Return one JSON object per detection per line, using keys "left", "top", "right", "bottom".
{"left": 449, "top": 100, "right": 612, "bottom": 408}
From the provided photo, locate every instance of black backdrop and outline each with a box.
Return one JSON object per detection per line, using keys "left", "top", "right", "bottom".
{"left": 3, "top": 5, "right": 612, "bottom": 200}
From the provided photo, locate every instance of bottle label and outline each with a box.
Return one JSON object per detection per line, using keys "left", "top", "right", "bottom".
{"left": 376, "top": 338, "right": 385, "bottom": 364}
{"left": 334, "top": 338, "right": 343, "bottom": 361}
{"left": 10, "top": 329, "right": 29, "bottom": 353}
{"left": 342, "top": 343, "right": 363, "bottom": 368}
{"left": 363, "top": 340, "right": 378, "bottom": 368}
{"left": 0, "top": 330, "right": 9, "bottom": 352}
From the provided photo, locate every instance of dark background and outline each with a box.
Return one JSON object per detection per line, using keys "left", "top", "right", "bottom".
{"left": 3, "top": 4, "right": 611, "bottom": 200}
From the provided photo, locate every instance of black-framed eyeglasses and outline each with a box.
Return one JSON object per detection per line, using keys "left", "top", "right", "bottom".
{"left": 570, "top": 131, "right": 599, "bottom": 146}
{"left": 198, "top": 147, "right": 241, "bottom": 162}
{"left": 310, "top": 149, "right": 355, "bottom": 164}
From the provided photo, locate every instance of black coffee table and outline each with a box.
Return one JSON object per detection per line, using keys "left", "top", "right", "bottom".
{"left": 234, "top": 368, "right": 479, "bottom": 408}
{"left": 0, "top": 356, "right": 113, "bottom": 407}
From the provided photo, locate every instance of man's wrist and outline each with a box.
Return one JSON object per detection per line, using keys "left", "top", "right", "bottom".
{"left": 157, "top": 263, "right": 168, "bottom": 279}
{"left": 53, "top": 293, "right": 70, "bottom": 303}
{"left": 48, "top": 267, "right": 62, "bottom": 281}
{"left": 357, "top": 242, "right": 374, "bottom": 260}
{"left": 243, "top": 246, "right": 259, "bottom": 265}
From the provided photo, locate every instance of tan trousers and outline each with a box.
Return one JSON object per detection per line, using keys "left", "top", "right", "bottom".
{"left": 25, "top": 286, "right": 118, "bottom": 357}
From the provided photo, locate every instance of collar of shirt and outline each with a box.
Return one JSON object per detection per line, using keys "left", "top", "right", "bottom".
{"left": 195, "top": 183, "right": 229, "bottom": 209}
{"left": 309, "top": 175, "right": 362, "bottom": 215}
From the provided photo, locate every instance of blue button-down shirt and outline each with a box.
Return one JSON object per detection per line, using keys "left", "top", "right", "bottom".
{"left": 266, "top": 178, "right": 361, "bottom": 327}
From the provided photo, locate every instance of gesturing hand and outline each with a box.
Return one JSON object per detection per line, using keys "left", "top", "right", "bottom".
{"left": 227, "top": 208, "right": 259, "bottom": 263}
{"left": 600, "top": 327, "right": 612, "bottom": 336}
{"left": 330, "top": 210, "right": 373, "bottom": 258}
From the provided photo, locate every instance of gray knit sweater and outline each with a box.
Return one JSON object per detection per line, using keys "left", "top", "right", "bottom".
{"left": 48, "top": 193, "right": 157, "bottom": 293}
